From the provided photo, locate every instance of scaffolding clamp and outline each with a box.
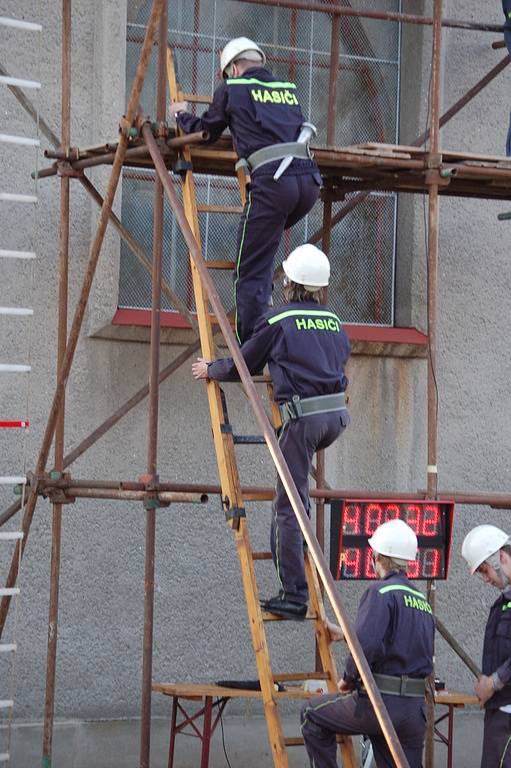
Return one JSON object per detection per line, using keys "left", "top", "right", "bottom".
{"left": 119, "top": 115, "right": 139, "bottom": 140}
{"left": 57, "top": 161, "right": 83, "bottom": 178}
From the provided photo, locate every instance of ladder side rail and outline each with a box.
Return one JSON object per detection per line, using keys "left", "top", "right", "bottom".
{"left": 165, "top": 49, "right": 288, "bottom": 767}
{"left": 144, "top": 127, "right": 411, "bottom": 768}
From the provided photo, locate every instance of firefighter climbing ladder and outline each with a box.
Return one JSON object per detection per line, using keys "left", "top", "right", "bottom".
{"left": 166, "top": 48, "right": 356, "bottom": 768}
{"left": 0, "top": 13, "right": 42, "bottom": 764}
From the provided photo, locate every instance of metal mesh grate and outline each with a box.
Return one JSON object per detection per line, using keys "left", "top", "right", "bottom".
{"left": 119, "top": 0, "right": 402, "bottom": 325}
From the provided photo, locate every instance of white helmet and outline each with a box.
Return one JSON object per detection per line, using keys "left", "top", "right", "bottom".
{"left": 220, "top": 37, "right": 266, "bottom": 78}
{"left": 461, "top": 525, "right": 510, "bottom": 575}
{"left": 369, "top": 519, "right": 418, "bottom": 563}
{"left": 282, "top": 244, "right": 330, "bottom": 291}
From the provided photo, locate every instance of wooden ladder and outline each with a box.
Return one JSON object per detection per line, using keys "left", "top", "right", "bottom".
{"left": 166, "top": 48, "right": 356, "bottom": 768}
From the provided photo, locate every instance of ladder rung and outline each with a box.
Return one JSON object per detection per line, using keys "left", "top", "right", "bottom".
{"left": 0, "top": 16, "right": 42, "bottom": 31}
{"left": 283, "top": 735, "right": 345, "bottom": 746}
{"left": 262, "top": 610, "right": 318, "bottom": 622}
{"left": 252, "top": 551, "right": 272, "bottom": 560}
{"left": 0, "top": 306, "right": 33, "bottom": 316}
{"left": 0, "top": 476, "right": 26, "bottom": 485}
{"left": 252, "top": 374, "right": 273, "bottom": 384}
{"left": 0, "top": 133, "right": 40, "bottom": 147}
{"left": 181, "top": 92, "right": 212, "bottom": 104}
{"left": 0, "top": 532, "right": 23, "bottom": 540}
{"left": 0, "top": 700, "right": 14, "bottom": 709}
{"left": 0, "top": 643, "right": 17, "bottom": 653}
{"left": 0, "top": 249, "right": 36, "bottom": 259}
{"left": 0, "top": 588, "right": 20, "bottom": 597}
{"left": 0, "top": 75, "right": 41, "bottom": 89}
{"left": 283, "top": 737, "right": 304, "bottom": 747}
{"left": 206, "top": 260, "right": 236, "bottom": 270}
{"left": 197, "top": 204, "right": 244, "bottom": 215}
{"left": 0, "top": 192, "right": 38, "bottom": 203}
{"left": 233, "top": 435, "right": 265, "bottom": 445}
{"left": 0, "top": 364, "right": 31, "bottom": 373}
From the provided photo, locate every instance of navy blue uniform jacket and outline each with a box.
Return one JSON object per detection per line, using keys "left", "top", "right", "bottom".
{"left": 344, "top": 572, "right": 435, "bottom": 683}
{"left": 207, "top": 301, "right": 350, "bottom": 405}
{"left": 176, "top": 67, "right": 318, "bottom": 175}
{"left": 503, "top": 0, "right": 511, "bottom": 53}
{"left": 482, "top": 589, "right": 511, "bottom": 709}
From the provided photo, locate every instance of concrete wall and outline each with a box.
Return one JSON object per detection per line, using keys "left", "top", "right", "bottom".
{"left": 1, "top": 0, "right": 511, "bottom": 764}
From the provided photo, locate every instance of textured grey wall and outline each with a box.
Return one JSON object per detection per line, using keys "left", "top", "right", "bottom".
{"left": 1, "top": 0, "right": 511, "bottom": 764}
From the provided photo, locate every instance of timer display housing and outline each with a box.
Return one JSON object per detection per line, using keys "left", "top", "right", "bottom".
{"left": 329, "top": 499, "right": 455, "bottom": 581}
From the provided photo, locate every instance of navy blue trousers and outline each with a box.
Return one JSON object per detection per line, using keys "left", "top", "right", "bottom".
{"left": 481, "top": 709, "right": 511, "bottom": 767}
{"left": 301, "top": 691, "right": 426, "bottom": 768}
{"left": 234, "top": 168, "right": 321, "bottom": 343}
{"left": 270, "top": 411, "right": 347, "bottom": 604}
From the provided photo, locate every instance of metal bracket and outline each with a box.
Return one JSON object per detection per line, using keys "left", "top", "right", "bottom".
{"left": 220, "top": 423, "right": 233, "bottom": 434}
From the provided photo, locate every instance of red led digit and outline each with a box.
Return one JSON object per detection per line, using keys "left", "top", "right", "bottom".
{"left": 343, "top": 548, "right": 361, "bottom": 578}
{"left": 422, "top": 548, "right": 441, "bottom": 577}
{"left": 405, "top": 504, "right": 421, "bottom": 535}
{"left": 365, "top": 503, "right": 383, "bottom": 535}
{"left": 364, "top": 549, "right": 376, "bottom": 579}
{"left": 422, "top": 505, "right": 440, "bottom": 537}
{"left": 407, "top": 558, "right": 420, "bottom": 579}
{"left": 343, "top": 503, "right": 361, "bottom": 535}
{"left": 384, "top": 504, "right": 400, "bottom": 522}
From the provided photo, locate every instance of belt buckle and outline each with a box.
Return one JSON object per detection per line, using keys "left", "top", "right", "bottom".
{"left": 291, "top": 394, "right": 303, "bottom": 418}
{"left": 399, "top": 676, "right": 408, "bottom": 695}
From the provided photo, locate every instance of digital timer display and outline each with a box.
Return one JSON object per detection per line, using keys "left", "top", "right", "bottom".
{"left": 329, "top": 500, "right": 454, "bottom": 581}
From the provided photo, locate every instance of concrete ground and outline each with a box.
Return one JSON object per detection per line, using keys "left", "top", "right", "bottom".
{"left": 3, "top": 709, "right": 484, "bottom": 767}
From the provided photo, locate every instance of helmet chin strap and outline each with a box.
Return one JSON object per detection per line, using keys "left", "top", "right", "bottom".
{"left": 488, "top": 552, "right": 510, "bottom": 589}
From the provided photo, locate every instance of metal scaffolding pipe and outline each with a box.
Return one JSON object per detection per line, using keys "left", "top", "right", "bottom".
{"left": 140, "top": 4, "right": 167, "bottom": 765}
{"left": 62, "top": 488, "right": 208, "bottom": 504}
{"left": 425, "top": 2, "right": 443, "bottom": 765}
{"left": 143, "top": 125, "right": 410, "bottom": 768}
{"left": 42, "top": 0, "right": 71, "bottom": 762}
{"left": 234, "top": 0, "right": 503, "bottom": 32}
{"left": 35, "top": 131, "right": 209, "bottom": 178}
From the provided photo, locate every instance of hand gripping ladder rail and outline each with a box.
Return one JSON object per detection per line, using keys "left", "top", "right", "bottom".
{"left": 166, "top": 48, "right": 356, "bottom": 768}
{"left": 0, "top": 14, "right": 42, "bottom": 763}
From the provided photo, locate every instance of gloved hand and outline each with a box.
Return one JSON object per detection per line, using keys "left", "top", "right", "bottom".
{"left": 168, "top": 101, "right": 189, "bottom": 121}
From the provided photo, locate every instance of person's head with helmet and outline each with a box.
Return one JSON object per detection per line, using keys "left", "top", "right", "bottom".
{"left": 220, "top": 37, "right": 266, "bottom": 80}
{"left": 369, "top": 519, "right": 418, "bottom": 579}
{"left": 462, "top": 525, "right": 511, "bottom": 590}
{"left": 281, "top": 244, "right": 330, "bottom": 306}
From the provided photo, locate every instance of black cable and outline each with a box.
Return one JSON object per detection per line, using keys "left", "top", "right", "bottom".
{"left": 218, "top": 702, "right": 233, "bottom": 768}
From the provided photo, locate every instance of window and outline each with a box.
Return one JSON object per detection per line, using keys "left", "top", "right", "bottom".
{"left": 119, "top": 0, "right": 402, "bottom": 326}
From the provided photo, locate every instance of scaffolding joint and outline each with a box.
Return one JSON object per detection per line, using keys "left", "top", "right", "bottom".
{"left": 57, "top": 161, "right": 83, "bottom": 178}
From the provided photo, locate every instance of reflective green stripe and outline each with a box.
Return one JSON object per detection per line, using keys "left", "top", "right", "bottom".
{"left": 378, "top": 584, "right": 428, "bottom": 600}
{"left": 508, "top": 11, "right": 511, "bottom": 18}
{"left": 226, "top": 77, "right": 297, "bottom": 88}
{"left": 234, "top": 191, "right": 252, "bottom": 343}
{"left": 267, "top": 309, "right": 341, "bottom": 326}
{"left": 500, "top": 734, "right": 511, "bottom": 768}
{"left": 502, "top": 601, "right": 511, "bottom": 611}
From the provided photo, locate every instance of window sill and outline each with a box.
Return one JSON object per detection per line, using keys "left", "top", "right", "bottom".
{"left": 96, "top": 309, "right": 429, "bottom": 358}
